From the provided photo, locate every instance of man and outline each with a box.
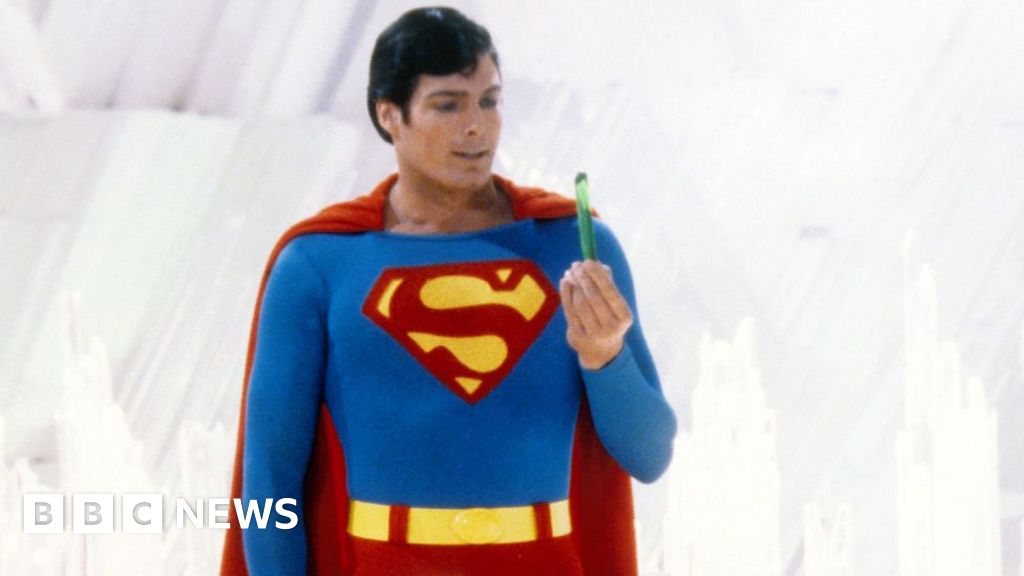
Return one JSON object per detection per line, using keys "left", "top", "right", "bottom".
{"left": 221, "top": 7, "right": 676, "bottom": 575}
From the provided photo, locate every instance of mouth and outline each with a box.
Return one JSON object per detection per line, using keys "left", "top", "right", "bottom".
{"left": 452, "top": 150, "right": 489, "bottom": 160}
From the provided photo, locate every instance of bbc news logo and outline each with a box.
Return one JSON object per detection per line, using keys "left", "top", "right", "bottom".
{"left": 22, "top": 494, "right": 298, "bottom": 534}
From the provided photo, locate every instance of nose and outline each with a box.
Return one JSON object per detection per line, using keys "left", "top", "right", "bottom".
{"left": 464, "top": 106, "right": 484, "bottom": 137}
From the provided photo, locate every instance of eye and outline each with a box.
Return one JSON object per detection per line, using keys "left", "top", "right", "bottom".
{"left": 480, "top": 96, "right": 500, "bottom": 109}
{"left": 434, "top": 101, "right": 459, "bottom": 112}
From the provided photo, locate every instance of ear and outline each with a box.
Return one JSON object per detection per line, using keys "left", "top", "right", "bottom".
{"left": 376, "top": 100, "right": 400, "bottom": 142}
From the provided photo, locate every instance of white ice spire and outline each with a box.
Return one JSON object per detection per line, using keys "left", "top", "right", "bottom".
{"left": 896, "top": 234, "right": 1002, "bottom": 576}
{"left": 176, "top": 420, "right": 232, "bottom": 576}
{"left": 663, "top": 318, "right": 781, "bottom": 576}
{"left": 803, "top": 502, "right": 853, "bottom": 576}
{"left": 50, "top": 292, "right": 165, "bottom": 575}
{"left": 1, "top": 416, "right": 67, "bottom": 574}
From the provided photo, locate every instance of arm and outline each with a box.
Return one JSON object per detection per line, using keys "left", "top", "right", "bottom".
{"left": 560, "top": 223, "right": 677, "bottom": 483}
{"left": 242, "top": 240, "right": 326, "bottom": 575}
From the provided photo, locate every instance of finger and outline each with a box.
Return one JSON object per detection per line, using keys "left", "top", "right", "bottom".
{"left": 569, "top": 275, "right": 602, "bottom": 334}
{"left": 579, "top": 261, "right": 617, "bottom": 298}
{"left": 559, "top": 276, "right": 586, "bottom": 336}
{"left": 580, "top": 261, "right": 632, "bottom": 322}
{"left": 570, "top": 264, "right": 611, "bottom": 330}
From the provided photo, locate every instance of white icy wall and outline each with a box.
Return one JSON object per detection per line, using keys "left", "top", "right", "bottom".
{"left": 2, "top": 0, "right": 1024, "bottom": 574}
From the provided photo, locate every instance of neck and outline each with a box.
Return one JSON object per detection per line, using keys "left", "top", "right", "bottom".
{"left": 385, "top": 171, "right": 513, "bottom": 233}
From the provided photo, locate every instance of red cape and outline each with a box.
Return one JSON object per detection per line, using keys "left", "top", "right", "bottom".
{"left": 220, "top": 174, "right": 637, "bottom": 575}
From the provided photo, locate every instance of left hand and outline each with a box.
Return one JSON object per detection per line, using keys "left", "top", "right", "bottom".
{"left": 559, "top": 260, "right": 633, "bottom": 370}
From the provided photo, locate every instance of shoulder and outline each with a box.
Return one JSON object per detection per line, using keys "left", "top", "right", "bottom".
{"left": 283, "top": 174, "right": 394, "bottom": 240}
{"left": 270, "top": 236, "right": 321, "bottom": 277}
{"left": 493, "top": 174, "right": 578, "bottom": 220}
{"left": 592, "top": 218, "right": 620, "bottom": 242}
{"left": 265, "top": 230, "right": 351, "bottom": 288}
{"left": 261, "top": 176, "right": 392, "bottom": 272}
{"left": 589, "top": 219, "right": 632, "bottom": 272}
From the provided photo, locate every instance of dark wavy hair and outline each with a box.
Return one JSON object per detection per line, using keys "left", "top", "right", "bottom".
{"left": 367, "top": 7, "right": 499, "bottom": 144}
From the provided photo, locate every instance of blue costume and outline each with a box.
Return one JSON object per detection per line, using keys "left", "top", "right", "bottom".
{"left": 230, "top": 175, "right": 677, "bottom": 575}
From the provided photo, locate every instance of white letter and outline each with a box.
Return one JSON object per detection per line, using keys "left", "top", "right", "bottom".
{"left": 275, "top": 498, "right": 298, "bottom": 529}
{"left": 208, "top": 498, "right": 230, "bottom": 529}
{"left": 233, "top": 498, "right": 273, "bottom": 529}
{"left": 176, "top": 498, "right": 204, "bottom": 528}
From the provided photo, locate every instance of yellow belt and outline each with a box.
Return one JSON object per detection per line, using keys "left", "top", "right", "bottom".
{"left": 348, "top": 499, "right": 572, "bottom": 545}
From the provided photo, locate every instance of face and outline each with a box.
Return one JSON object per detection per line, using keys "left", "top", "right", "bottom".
{"left": 378, "top": 54, "right": 502, "bottom": 193}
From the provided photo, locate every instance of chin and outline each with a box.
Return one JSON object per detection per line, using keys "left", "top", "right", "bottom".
{"left": 442, "top": 170, "right": 493, "bottom": 192}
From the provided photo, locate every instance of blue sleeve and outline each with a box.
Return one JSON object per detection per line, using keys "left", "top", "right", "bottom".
{"left": 242, "top": 240, "right": 326, "bottom": 575}
{"left": 579, "top": 222, "right": 677, "bottom": 483}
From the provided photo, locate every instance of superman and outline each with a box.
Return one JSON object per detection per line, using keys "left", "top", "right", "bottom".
{"left": 221, "top": 7, "right": 677, "bottom": 576}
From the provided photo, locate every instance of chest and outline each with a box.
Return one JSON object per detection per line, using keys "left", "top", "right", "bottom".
{"left": 315, "top": 235, "right": 580, "bottom": 418}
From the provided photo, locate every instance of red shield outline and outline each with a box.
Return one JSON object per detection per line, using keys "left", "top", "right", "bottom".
{"left": 362, "top": 259, "right": 559, "bottom": 403}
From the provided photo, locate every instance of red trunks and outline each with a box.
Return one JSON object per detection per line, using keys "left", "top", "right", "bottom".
{"left": 351, "top": 535, "right": 584, "bottom": 576}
